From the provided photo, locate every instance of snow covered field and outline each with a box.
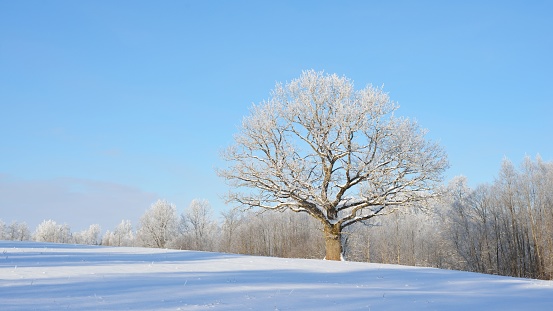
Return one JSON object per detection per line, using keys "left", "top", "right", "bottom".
{"left": 1, "top": 241, "right": 552, "bottom": 310}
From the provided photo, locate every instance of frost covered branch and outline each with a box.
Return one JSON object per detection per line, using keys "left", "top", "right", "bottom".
{"left": 219, "top": 70, "right": 448, "bottom": 260}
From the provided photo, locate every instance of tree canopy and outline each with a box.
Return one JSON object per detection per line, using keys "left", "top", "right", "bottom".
{"left": 220, "top": 70, "right": 448, "bottom": 260}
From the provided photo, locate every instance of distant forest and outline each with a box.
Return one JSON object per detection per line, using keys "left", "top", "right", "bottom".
{"left": 2, "top": 156, "right": 552, "bottom": 280}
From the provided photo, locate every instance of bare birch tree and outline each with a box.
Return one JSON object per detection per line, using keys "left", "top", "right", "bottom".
{"left": 178, "top": 199, "right": 218, "bottom": 251}
{"left": 219, "top": 70, "right": 448, "bottom": 260}
{"left": 220, "top": 208, "right": 244, "bottom": 253}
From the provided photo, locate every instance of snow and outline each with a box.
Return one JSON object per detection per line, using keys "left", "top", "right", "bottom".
{"left": 1, "top": 241, "right": 552, "bottom": 310}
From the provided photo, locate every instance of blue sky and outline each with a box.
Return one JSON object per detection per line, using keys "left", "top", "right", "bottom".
{"left": 1, "top": 1, "right": 552, "bottom": 231}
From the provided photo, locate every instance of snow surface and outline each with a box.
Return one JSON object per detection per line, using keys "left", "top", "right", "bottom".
{"left": 1, "top": 241, "right": 552, "bottom": 310}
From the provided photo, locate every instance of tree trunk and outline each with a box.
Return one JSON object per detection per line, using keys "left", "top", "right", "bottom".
{"left": 324, "top": 224, "right": 342, "bottom": 261}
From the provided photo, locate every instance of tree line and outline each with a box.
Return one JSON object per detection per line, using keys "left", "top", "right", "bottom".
{"left": 2, "top": 156, "right": 552, "bottom": 280}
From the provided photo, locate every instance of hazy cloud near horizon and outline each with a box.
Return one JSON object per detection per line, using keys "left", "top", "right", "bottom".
{"left": 0, "top": 175, "right": 158, "bottom": 232}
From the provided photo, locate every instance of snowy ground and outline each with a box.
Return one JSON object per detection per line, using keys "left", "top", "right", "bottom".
{"left": 1, "top": 241, "right": 552, "bottom": 310}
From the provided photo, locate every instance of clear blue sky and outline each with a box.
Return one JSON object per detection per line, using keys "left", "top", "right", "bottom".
{"left": 1, "top": 1, "right": 551, "bottom": 231}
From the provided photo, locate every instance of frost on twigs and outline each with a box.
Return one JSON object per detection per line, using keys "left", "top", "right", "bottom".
{"left": 219, "top": 70, "right": 448, "bottom": 260}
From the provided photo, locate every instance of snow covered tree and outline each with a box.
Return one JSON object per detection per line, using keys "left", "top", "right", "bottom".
{"left": 219, "top": 70, "right": 448, "bottom": 260}
{"left": 0, "top": 221, "right": 30, "bottom": 241}
{"left": 10, "top": 222, "right": 31, "bottom": 241}
{"left": 73, "top": 224, "right": 101, "bottom": 245}
{"left": 104, "top": 220, "right": 135, "bottom": 246}
{"left": 102, "top": 220, "right": 134, "bottom": 246}
{"left": 137, "top": 200, "right": 178, "bottom": 248}
{"left": 0, "top": 220, "right": 5, "bottom": 240}
{"left": 33, "top": 220, "right": 71, "bottom": 243}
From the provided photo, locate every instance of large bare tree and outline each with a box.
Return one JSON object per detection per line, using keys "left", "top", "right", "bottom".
{"left": 219, "top": 70, "right": 448, "bottom": 260}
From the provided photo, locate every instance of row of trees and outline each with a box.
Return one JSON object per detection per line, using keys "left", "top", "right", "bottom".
{"left": 0, "top": 200, "right": 218, "bottom": 249}
{"left": 0, "top": 199, "right": 322, "bottom": 259}
{"left": 0, "top": 220, "right": 31, "bottom": 241}
{"left": 444, "top": 157, "right": 553, "bottom": 279}
{"left": 336, "top": 156, "right": 553, "bottom": 280}
{"left": 1, "top": 157, "right": 552, "bottom": 279}
{"left": 339, "top": 156, "right": 553, "bottom": 281}
{"left": 0, "top": 219, "right": 103, "bottom": 245}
